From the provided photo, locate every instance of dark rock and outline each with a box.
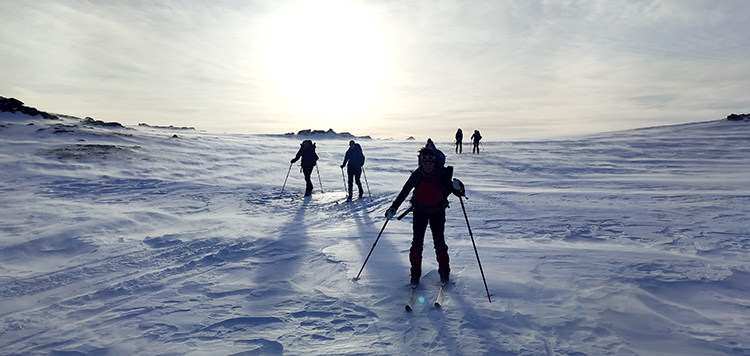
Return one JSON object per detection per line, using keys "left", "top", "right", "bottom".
{"left": 727, "top": 113, "right": 749, "bottom": 122}
{"left": 0, "top": 96, "right": 59, "bottom": 120}
{"left": 83, "top": 117, "right": 125, "bottom": 128}
{"left": 0, "top": 97, "right": 24, "bottom": 111}
{"left": 293, "top": 128, "right": 370, "bottom": 139}
{"left": 138, "top": 123, "right": 195, "bottom": 130}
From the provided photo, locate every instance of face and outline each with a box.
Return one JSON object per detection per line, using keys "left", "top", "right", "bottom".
{"left": 421, "top": 155, "right": 435, "bottom": 172}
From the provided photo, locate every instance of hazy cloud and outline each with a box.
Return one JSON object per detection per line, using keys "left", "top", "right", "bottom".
{"left": 1, "top": 0, "right": 748, "bottom": 140}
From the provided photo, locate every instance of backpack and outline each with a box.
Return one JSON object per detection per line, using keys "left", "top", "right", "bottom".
{"left": 348, "top": 144, "right": 365, "bottom": 166}
{"left": 298, "top": 140, "right": 318, "bottom": 167}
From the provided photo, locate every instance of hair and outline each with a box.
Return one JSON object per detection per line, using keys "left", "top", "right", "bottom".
{"left": 419, "top": 147, "right": 435, "bottom": 157}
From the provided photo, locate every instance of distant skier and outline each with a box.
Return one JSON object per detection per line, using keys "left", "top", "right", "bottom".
{"left": 455, "top": 128, "right": 463, "bottom": 154}
{"left": 340, "top": 140, "right": 365, "bottom": 201}
{"left": 290, "top": 139, "right": 319, "bottom": 196}
{"left": 419, "top": 138, "right": 445, "bottom": 167}
{"left": 471, "top": 130, "right": 482, "bottom": 154}
{"left": 385, "top": 146, "right": 465, "bottom": 286}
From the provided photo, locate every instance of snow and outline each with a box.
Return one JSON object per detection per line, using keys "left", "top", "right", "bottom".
{"left": 1, "top": 111, "right": 750, "bottom": 355}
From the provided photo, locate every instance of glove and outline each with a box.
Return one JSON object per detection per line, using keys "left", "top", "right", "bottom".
{"left": 385, "top": 207, "right": 397, "bottom": 220}
{"left": 340, "top": 164, "right": 345, "bottom": 169}
{"left": 452, "top": 178, "right": 465, "bottom": 196}
{"left": 290, "top": 159, "right": 296, "bottom": 164}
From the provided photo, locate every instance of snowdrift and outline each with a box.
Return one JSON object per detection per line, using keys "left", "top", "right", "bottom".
{"left": 1, "top": 112, "right": 750, "bottom": 355}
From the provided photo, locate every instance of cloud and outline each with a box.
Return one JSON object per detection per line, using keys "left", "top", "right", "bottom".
{"left": 1, "top": 0, "right": 748, "bottom": 140}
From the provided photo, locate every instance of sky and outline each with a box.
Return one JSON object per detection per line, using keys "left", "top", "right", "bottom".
{"left": 1, "top": 0, "right": 749, "bottom": 141}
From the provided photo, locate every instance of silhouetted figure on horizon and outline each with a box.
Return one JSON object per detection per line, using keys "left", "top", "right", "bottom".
{"left": 455, "top": 128, "right": 463, "bottom": 154}
{"left": 471, "top": 130, "right": 482, "bottom": 154}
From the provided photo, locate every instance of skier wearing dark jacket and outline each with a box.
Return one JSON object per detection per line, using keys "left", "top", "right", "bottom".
{"left": 290, "top": 139, "right": 319, "bottom": 196}
{"left": 455, "top": 128, "right": 463, "bottom": 154}
{"left": 471, "top": 130, "right": 482, "bottom": 154}
{"left": 385, "top": 147, "right": 465, "bottom": 286}
{"left": 340, "top": 140, "right": 365, "bottom": 201}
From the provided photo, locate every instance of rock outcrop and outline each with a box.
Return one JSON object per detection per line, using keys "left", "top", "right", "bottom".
{"left": 0, "top": 96, "right": 59, "bottom": 120}
{"left": 288, "top": 128, "right": 371, "bottom": 139}
{"left": 727, "top": 113, "right": 749, "bottom": 122}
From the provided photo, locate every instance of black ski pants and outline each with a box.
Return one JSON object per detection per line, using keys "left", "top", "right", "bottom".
{"left": 410, "top": 209, "right": 450, "bottom": 278}
{"left": 347, "top": 165, "right": 363, "bottom": 197}
{"left": 411, "top": 210, "right": 448, "bottom": 252}
{"left": 302, "top": 165, "right": 314, "bottom": 195}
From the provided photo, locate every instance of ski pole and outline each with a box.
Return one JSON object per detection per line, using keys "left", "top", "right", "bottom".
{"left": 362, "top": 167, "right": 372, "bottom": 199}
{"left": 341, "top": 166, "right": 347, "bottom": 193}
{"left": 397, "top": 206, "right": 413, "bottom": 220}
{"left": 280, "top": 162, "right": 293, "bottom": 198}
{"left": 458, "top": 195, "right": 493, "bottom": 303}
{"left": 353, "top": 218, "right": 389, "bottom": 280}
{"left": 315, "top": 164, "right": 324, "bottom": 193}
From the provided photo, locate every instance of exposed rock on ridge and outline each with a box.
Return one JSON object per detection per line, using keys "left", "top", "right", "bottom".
{"left": 0, "top": 96, "right": 59, "bottom": 120}
{"left": 286, "top": 128, "right": 371, "bottom": 139}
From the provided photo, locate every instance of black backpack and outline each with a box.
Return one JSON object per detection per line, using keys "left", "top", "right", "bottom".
{"left": 349, "top": 144, "right": 365, "bottom": 166}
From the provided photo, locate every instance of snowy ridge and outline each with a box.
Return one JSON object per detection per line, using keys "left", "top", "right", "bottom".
{"left": 1, "top": 113, "right": 750, "bottom": 355}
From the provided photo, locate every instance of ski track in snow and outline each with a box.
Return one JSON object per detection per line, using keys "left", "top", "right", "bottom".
{"left": 1, "top": 113, "right": 750, "bottom": 355}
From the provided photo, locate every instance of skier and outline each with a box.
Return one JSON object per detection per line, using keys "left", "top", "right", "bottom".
{"left": 471, "top": 130, "right": 482, "bottom": 154}
{"left": 455, "top": 128, "right": 463, "bottom": 154}
{"left": 340, "top": 140, "right": 365, "bottom": 201}
{"left": 290, "top": 139, "right": 319, "bottom": 196}
{"left": 385, "top": 146, "right": 465, "bottom": 286}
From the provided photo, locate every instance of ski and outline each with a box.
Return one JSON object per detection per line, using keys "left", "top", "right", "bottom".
{"left": 405, "top": 284, "right": 418, "bottom": 311}
{"left": 434, "top": 282, "right": 448, "bottom": 307}
{"left": 290, "top": 194, "right": 308, "bottom": 201}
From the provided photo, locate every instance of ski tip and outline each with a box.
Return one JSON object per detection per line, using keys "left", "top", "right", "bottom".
{"left": 405, "top": 305, "right": 412, "bottom": 311}
{"left": 434, "top": 302, "right": 441, "bottom": 307}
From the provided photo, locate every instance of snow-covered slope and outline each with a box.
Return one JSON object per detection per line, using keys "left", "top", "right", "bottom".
{"left": 1, "top": 112, "right": 749, "bottom": 355}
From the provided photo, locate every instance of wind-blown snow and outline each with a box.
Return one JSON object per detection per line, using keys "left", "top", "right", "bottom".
{"left": 1, "top": 112, "right": 749, "bottom": 355}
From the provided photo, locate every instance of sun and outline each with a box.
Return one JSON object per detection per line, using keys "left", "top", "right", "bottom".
{"left": 265, "top": 1, "right": 386, "bottom": 119}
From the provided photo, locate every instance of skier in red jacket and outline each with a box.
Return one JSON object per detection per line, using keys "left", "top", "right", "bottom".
{"left": 385, "top": 146, "right": 465, "bottom": 286}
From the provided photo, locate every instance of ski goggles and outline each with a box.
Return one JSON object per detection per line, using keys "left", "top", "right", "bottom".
{"left": 421, "top": 155, "right": 436, "bottom": 162}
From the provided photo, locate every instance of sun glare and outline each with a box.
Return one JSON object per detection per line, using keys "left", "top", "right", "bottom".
{"left": 266, "top": 1, "right": 386, "bottom": 119}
